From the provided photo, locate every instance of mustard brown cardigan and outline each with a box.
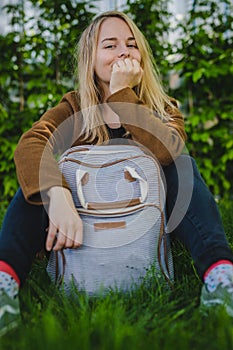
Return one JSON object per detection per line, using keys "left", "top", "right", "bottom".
{"left": 14, "top": 87, "right": 187, "bottom": 204}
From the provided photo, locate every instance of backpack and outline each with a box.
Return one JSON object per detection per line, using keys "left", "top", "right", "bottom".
{"left": 47, "top": 144, "right": 174, "bottom": 295}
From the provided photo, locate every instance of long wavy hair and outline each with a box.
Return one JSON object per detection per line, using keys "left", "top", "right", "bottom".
{"left": 74, "top": 11, "right": 174, "bottom": 143}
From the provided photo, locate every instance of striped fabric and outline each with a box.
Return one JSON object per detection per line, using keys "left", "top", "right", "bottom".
{"left": 47, "top": 145, "right": 174, "bottom": 295}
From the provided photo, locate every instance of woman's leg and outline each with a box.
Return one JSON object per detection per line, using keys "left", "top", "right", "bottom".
{"left": 0, "top": 188, "right": 48, "bottom": 285}
{"left": 163, "top": 154, "right": 233, "bottom": 281}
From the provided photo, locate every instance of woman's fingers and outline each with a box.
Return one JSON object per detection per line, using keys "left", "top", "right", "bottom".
{"left": 46, "top": 221, "right": 57, "bottom": 251}
{"left": 110, "top": 58, "right": 143, "bottom": 94}
{"left": 113, "top": 58, "right": 138, "bottom": 71}
{"left": 46, "top": 187, "right": 83, "bottom": 251}
{"left": 48, "top": 227, "right": 82, "bottom": 251}
{"left": 52, "top": 230, "right": 66, "bottom": 251}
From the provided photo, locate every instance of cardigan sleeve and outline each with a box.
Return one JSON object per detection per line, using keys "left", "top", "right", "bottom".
{"left": 106, "top": 87, "right": 187, "bottom": 165}
{"left": 14, "top": 91, "right": 82, "bottom": 204}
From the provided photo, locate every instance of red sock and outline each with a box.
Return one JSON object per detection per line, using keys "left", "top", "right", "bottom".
{"left": 0, "top": 261, "right": 20, "bottom": 286}
{"left": 204, "top": 260, "right": 233, "bottom": 280}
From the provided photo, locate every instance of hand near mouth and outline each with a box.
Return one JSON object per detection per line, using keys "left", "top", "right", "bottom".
{"left": 110, "top": 58, "right": 143, "bottom": 94}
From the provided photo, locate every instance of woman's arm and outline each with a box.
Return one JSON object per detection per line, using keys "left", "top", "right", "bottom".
{"left": 107, "top": 87, "right": 187, "bottom": 165}
{"left": 14, "top": 91, "right": 81, "bottom": 204}
{"left": 14, "top": 92, "right": 84, "bottom": 250}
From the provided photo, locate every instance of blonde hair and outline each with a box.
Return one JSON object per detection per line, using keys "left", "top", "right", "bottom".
{"left": 74, "top": 11, "right": 174, "bottom": 143}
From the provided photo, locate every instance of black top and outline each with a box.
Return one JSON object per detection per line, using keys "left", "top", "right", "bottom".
{"left": 106, "top": 124, "right": 126, "bottom": 139}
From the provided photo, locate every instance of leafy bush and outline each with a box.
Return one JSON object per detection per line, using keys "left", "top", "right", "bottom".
{"left": 170, "top": 0, "right": 233, "bottom": 198}
{"left": 126, "top": 0, "right": 233, "bottom": 199}
{"left": 0, "top": 0, "right": 232, "bottom": 200}
{"left": 0, "top": 0, "right": 95, "bottom": 200}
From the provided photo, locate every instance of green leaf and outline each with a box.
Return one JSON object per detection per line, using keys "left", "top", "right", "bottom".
{"left": 192, "top": 68, "right": 205, "bottom": 83}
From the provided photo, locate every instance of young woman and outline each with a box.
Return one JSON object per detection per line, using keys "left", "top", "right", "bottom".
{"left": 0, "top": 11, "right": 232, "bottom": 336}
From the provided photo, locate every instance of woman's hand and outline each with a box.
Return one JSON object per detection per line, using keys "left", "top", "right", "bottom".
{"left": 109, "top": 58, "right": 143, "bottom": 94}
{"left": 46, "top": 186, "right": 83, "bottom": 251}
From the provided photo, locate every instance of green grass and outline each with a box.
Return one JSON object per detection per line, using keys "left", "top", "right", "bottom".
{"left": 0, "top": 200, "right": 233, "bottom": 350}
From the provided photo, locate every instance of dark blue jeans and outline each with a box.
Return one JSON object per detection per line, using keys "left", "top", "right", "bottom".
{"left": 0, "top": 155, "right": 232, "bottom": 284}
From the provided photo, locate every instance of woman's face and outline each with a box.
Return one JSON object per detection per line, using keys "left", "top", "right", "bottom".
{"left": 94, "top": 17, "right": 141, "bottom": 96}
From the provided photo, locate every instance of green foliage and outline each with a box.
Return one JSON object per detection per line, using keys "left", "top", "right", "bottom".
{"left": 0, "top": 0, "right": 232, "bottom": 200}
{"left": 0, "top": 201, "right": 233, "bottom": 349}
{"left": 125, "top": 0, "right": 173, "bottom": 78}
{"left": 170, "top": 0, "right": 233, "bottom": 198}
{"left": 125, "top": 0, "right": 233, "bottom": 199}
{"left": 0, "top": 0, "right": 95, "bottom": 201}
{"left": 0, "top": 193, "right": 232, "bottom": 349}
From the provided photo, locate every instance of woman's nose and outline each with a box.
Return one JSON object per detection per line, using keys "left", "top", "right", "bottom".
{"left": 118, "top": 45, "right": 130, "bottom": 58}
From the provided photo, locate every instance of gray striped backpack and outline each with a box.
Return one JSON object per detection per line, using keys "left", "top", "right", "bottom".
{"left": 47, "top": 144, "right": 174, "bottom": 295}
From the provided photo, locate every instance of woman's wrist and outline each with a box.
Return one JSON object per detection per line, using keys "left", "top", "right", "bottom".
{"left": 109, "top": 85, "right": 131, "bottom": 95}
{"left": 47, "top": 186, "right": 71, "bottom": 199}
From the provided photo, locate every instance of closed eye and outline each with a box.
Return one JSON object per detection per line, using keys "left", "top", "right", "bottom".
{"left": 104, "top": 45, "right": 116, "bottom": 49}
{"left": 104, "top": 44, "right": 138, "bottom": 49}
{"left": 127, "top": 44, "right": 138, "bottom": 48}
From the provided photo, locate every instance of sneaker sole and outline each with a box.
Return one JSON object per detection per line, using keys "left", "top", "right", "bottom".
{"left": 0, "top": 304, "right": 20, "bottom": 318}
{"left": 201, "top": 298, "right": 233, "bottom": 317}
